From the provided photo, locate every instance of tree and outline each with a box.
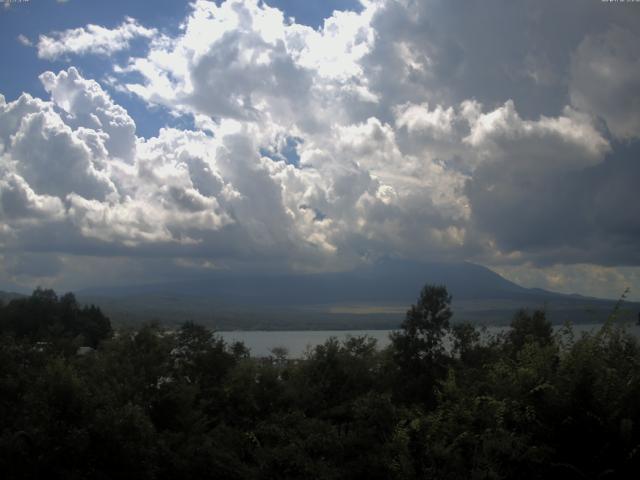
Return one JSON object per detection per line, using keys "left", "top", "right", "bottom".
{"left": 451, "top": 321, "right": 481, "bottom": 363}
{"left": 390, "top": 284, "right": 453, "bottom": 406}
{"left": 507, "top": 309, "right": 553, "bottom": 351}
{"left": 0, "top": 289, "right": 111, "bottom": 348}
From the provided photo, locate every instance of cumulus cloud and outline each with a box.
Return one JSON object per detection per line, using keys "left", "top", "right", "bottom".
{"left": 1, "top": 0, "right": 640, "bottom": 296}
{"left": 0, "top": 173, "right": 65, "bottom": 222}
{"left": 9, "top": 106, "right": 117, "bottom": 201}
{"left": 118, "top": 0, "right": 379, "bottom": 129}
{"left": 464, "top": 101, "right": 610, "bottom": 172}
{"left": 395, "top": 102, "right": 456, "bottom": 139}
{"left": 464, "top": 102, "right": 611, "bottom": 259}
{"left": 37, "top": 17, "right": 157, "bottom": 60}
{"left": 0, "top": 70, "right": 234, "bottom": 253}
{"left": 40, "top": 67, "right": 137, "bottom": 161}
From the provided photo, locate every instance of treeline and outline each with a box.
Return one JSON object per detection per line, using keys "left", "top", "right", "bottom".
{"left": 0, "top": 288, "right": 111, "bottom": 349}
{"left": 0, "top": 286, "right": 639, "bottom": 479}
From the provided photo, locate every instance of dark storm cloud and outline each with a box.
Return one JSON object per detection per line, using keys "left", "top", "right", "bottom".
{"left": 467, "top": 141, "right": 640, "bottom": 266}
{"left": 363, "top": 0, "right": 640, "bottom": 120}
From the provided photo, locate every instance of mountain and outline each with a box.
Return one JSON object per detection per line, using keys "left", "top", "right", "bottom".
{"left": 77, "top": 260, "right": 638, "bottom": 330}
{"left": 0, "top": 290, "right": 26, "bottom": 304}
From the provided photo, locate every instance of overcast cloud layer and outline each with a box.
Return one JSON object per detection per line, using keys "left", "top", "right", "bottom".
{"left": 1, "top": 0, "right": 639, "bottom": 299}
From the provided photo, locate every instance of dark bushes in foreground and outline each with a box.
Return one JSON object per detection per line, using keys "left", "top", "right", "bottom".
{"left": 0, "top": 286, "right": 639, "bottom": 479}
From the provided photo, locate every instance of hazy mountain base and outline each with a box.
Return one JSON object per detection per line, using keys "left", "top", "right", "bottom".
{"left": 74, "top": 261, "right": 638, "bottom": 330}
{"left": 5, "top": 261, "right": 638, "bottom": 330}
{"left": 78, "top": 293, "right": 637, "bottom": 331}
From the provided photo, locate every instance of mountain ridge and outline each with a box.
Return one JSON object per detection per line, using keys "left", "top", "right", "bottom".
{"left": 73, "top": 260, "right": 638, "bottom": 329}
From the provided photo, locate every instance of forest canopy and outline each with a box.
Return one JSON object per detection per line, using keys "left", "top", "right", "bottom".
{"left": 0, "top": 286, "right": 639, "bottom": 479}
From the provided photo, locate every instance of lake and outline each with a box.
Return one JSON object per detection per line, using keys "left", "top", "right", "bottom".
{"left": 219, "top": 323, "right": 640, "bottom": 358}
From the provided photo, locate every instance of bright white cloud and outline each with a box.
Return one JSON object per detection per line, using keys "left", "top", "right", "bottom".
{"left": 119, "top": 0, "right": 379, "bottom": 128}
{"left": 395, "top": 102, "right": 456, "bottom": 139}
{"left": 0, "top": 173, "right": 65, "bottom": 222}
{"left": 40, "top": 67, "right": 137, "bottom": 161}
{"left": 9, "top": 106, "right": 117, "bottom": 201}
{"left": 37, "top": 17, "right": 157, "bottom": 60}
{"left": 464, "top": 100, "right": 610, "bottom": 172}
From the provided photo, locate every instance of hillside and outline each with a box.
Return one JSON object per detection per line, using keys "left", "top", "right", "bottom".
{"left": 76, "top": 260, "right": 638, "bottom": 329}
{"left": 0, "top": 290, "right": 26, "bottom": 304}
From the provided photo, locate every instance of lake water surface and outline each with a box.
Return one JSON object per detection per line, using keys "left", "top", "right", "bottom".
{"left": 220, "top": 323, "right": 640, "bottom": 358}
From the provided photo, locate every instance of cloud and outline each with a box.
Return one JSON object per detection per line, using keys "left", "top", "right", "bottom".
{"left": 570, "top": 26, "right": 640, "bottom": 140}
{"left": 395, "top": 102, "right": 456, "bottom": 140}
{"left": 1, "top": 252, "right": 62, "bottom": 280}
{"left": 464, "top": 101, "right": 610, "bottom": 172}
{"left": 2, "top": 0, "right": 640, "bottom": 297}
{"left": 17, "top": 34, "right": 32, "bottom": 47}
{"left": 0, "top": 173, "right": 65, "bottom": 222}
{"left": 465, "top": 137, "right": 640, "bottom": 268}
{"left": 9, "top": 105, "right": 117, "bottom": 201}
{"left": 118, "top": 0, "right": 379, "bottom": 130}
{"left": 491, "top": 263, "right": 640, "bottom": 302}
{"left": 0, "top": 71, "right": 233, "bottom": 253}
{"left": 37, "top": 17, "right": 157, "bottom": 60}
{"left": 40, "top": 67, "right": 137, "bottom": 161}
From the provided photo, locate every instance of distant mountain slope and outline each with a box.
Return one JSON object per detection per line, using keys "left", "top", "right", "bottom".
{"left": 77, "top": 260, "right": 638, "bottom": 329}
{"left": 0, "top": 290, "right": 26, "bottom": 304}
{"left": 79, "top": 260, "right": 542, "bottom": 303}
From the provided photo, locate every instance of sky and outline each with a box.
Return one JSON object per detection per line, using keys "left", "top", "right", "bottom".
{"left": 0, "top": 0, "right": 639, "bottom": 300}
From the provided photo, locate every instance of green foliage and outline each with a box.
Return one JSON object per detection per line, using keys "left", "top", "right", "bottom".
{"left": 0, "top": 285, "right": 639, "bottom": 478}
{"left": 0, "top": 288, "right": 112, "bottom": 348}
{"left": 390, "top": 284, "right": 453, "bottom": 406}
{"left": 397, "top": 284, "right": 453, "bottom": 350}
{"left": 507, "top": 309, "right": 553, "bottom": 351}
